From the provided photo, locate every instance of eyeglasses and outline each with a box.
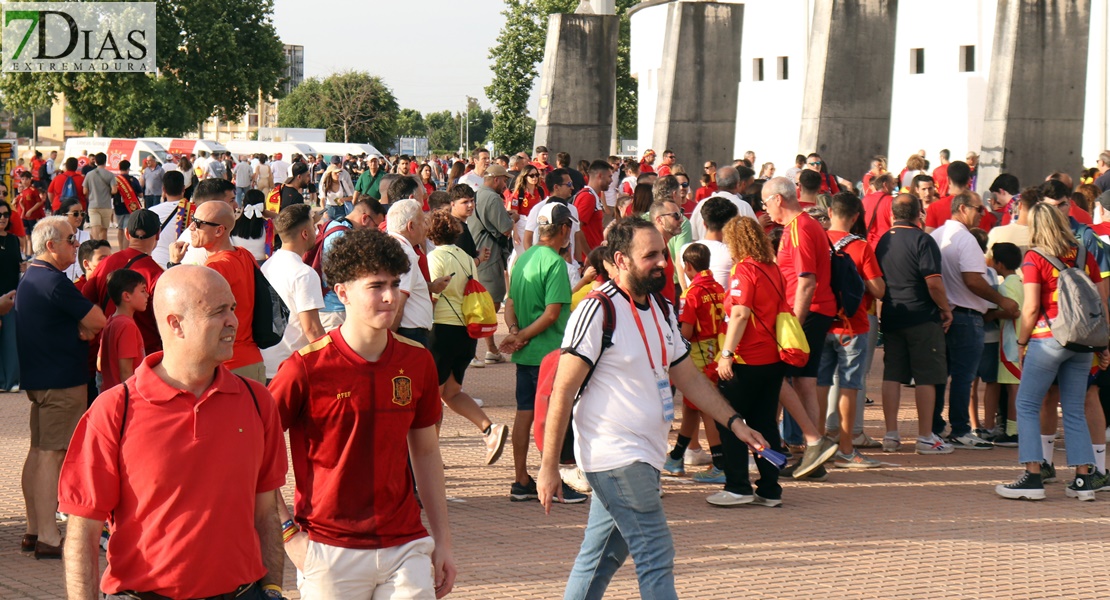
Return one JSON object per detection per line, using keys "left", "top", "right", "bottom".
{"left": 66, "top": 211, "right": 86, "bottom": 218}
{"left": 65, "top": 234, "right": 78, "bottom": 245}
{"left": 703, "top": 165, "right": 713, "bottom": 170}
{"left": 191, "top": 216, "right": 221, "bottom": 229}
{"left": 665, "top": 211, "right": 683, "bottom": 220}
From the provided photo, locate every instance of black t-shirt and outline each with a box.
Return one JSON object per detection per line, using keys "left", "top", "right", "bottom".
{"left": 0, "top": 234, "right": 21, "bottom": 294}
{"left": 279, "top": 185, "right": 305, "bottom": 211}
{"left": 567, "top": 168, "right": 586, "bottom": 193}
{"left": 875, "top": 220, "right": 943, "bottom": 332}
{"left": 457, "top": 221, "right": 478, "bottom": 259}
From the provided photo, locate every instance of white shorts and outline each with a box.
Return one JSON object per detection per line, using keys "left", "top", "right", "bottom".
{"left": 298, "top": 537, "right": 435, "bottom": 600}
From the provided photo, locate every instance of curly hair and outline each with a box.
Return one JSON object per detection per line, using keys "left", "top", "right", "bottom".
{"left": 724, "top": 215, "right": 775, "bottom": 264}
{"left": 323, "top": 227, "right": 411, "bottom": 285}
{"left": 428, "top": 211, "right": 462, "bottom": 246}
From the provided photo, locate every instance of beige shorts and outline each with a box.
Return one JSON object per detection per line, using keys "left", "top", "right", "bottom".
{"left": 297, "top": 537, "right": 435, "bottom": 600}
{"left": 28, "top": 385, "right": 87, "bottom": 450}
{"left": 319, "top": 310, "right": 346, "bottom": 332}
{"left": 88, "top": 207, "right": 114, "bottom": 229}
{"left": 230, "top": 361, "right": 266, "bottom": 384}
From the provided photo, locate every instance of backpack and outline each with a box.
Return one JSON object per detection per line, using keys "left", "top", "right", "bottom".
{"left": 1033, "top": 247, "right": 1109, "bottom": 352}
{"left": 303, "top": 219, "right": 350, "bottom": 293}
{"left": 533, "top": 287, "right": 670, "bottom": 451}
{"left": 251, "top": 262, "right": 290, "bottom": 349}
{"left": 829, "top": 234, "right": 866, "bottom": 318}
{"left": 61, "top": 174, "right": 79, "bottom": 202}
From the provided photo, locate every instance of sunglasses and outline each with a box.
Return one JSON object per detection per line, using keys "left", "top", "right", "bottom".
{"left": 807, "top": 161, "right": 822, "bottom": 166}
{"left": 703, "top": 165, "right": 713, "bottom": 170}
{"left": 680, "top": 183, "right": 689, "bottom": 188}
{"left": 527, "top": 173, "right": 539, "bottom": 178}
{"left": 966, "top": 204, "right": 985, "bottom": 213}
{"left": 0, "top": 212, "right": 9, "bottom": 219}
{"left": 191, "top": 216, "right": 221, "bottom": 229}
{"left": 67, "top": 211, "right": 86, "bottom": 218}
{"left": 65, "top": 234, "right": 78, "bottom": 245}
{"left": 665, "top": 211, "right": 683, "bottom": 220}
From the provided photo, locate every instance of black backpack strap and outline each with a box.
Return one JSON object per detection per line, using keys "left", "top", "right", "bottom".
{"left": 237, "top": 375, "right": 261, "bottom": 417}
{"left": 574, "top": 290, "right": 615, "bottom": 402}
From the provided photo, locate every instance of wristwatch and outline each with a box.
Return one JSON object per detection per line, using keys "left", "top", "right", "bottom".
{"left": 727, "top": 414, "right": 745, "bottom": 430}
{"left": 720, "top": 350, "right": 735, "bottom": 359}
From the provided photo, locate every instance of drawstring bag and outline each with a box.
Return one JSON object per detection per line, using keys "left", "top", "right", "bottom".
{"left": 749, "top": 263, "right": 810, "bottom": 367}
{"left": 442, "top": 251, "right": 498, "bottom": 339}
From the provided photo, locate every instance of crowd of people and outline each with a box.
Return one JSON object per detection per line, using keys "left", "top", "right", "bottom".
{"left": 4, "top": 138, "right": 1110, "bottom": 599}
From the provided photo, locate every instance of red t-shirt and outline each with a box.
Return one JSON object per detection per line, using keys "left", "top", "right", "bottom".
{"left": 727, "top": 259, "right": 785, "bottom": 365}
{"left": 268, "top": 329, "right": 441, "bottom": 549}
{"left": 1023, "top": 247, "right": 1103, "bottom": 339}
{"left": 639, "top": 160, "right": 655, "bottom": 174}
{"left": 509, "top": 188, "right": 543, "bottom": 219}
{"left": 99, "top": 314, "right": 145, "bottom": 390}
{"left": 827, "top": 231, "right": 882, "bottom": 335}
{"left": 48, "top": 171, "right": 87, "bottom": 210}
{"left": 30, "top": 158, "right": 45, "bottom": 181}
{"left": 6, "top": 208, "right": 24, "bottom": 237}
{"left": 861, "top": 191, "right": 893, "bottom": 249}
{"left": 531, "top": 161, "right": 553, "bottom": 175}
{"left": 778, "top": 212, "right": 837, "bottom": 317}
{"left": 657, "top": 165, "right": 672, "bottom": 177}
{"left": 1070, "top": 203, "right": 1093, "bottom": 225}
{"left": 979, "top": 210, "right": 997, "bottom": 232}
{"left": 932, "top": 164, "right": 950, "bottom": 197}
{"left": 680, "top": 271, "right": 725, "bottom": 342}
{"left": 661, "top": 250, "right": 676, "bottom": 305}
{"left": 16, "top": 187, "right": 45, "bottom": 220}
{"left": 1091, "top": 222, "right": 1110, "bottom": 238}
{"left": 58, "top": 355, "right": 288, "bottom": 598}
{"left": 573, "top": 187, "right": 605, "bottom": 250}
{"left": 82, "top": 249, "right": 163, "bottom": 353}
{"left": 925, "top": 195, "right": 953, "bottom": 229}
{"left": 681, "top": 199, "right": 699, "bottom": 219}
{"left": 205, "top": 247, "right": 262, "bottom": 369}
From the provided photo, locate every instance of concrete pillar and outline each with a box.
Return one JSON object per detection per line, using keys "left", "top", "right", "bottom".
{"left": 651, "top": 1, "right": 744, "bottom": 174}
{"left": 533, "top": 14, "right": 619, "bottom": 161}
{"left": 799, "top": 0, "right": 898, "bottom": 184}
{"left": 980, "top": 0, "right": 1091, "bottom": 192}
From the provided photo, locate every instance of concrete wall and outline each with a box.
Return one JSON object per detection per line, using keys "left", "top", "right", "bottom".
{"left": 630, "top": 2, "right": 673, "bottom": 157}
{"left": 533, "top": 14, "right": 620, "bottom": 161}
{"left": 980, "top": 0, "right": 1091, "bottom": 192}
{"left": 799, "top": 0, "right": 899, "bottom": 184}
{"left": 651, "top": 1, "right": 744, "bottom": 175}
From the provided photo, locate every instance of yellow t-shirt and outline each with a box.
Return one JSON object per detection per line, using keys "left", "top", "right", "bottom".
{"left": 428, "top": 244, "right": 474, "bottom": 327}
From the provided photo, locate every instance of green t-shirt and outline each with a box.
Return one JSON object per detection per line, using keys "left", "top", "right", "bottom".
{"left": 509, "top": 244, "right": 572, "bottom": 365}
{"left": 355, "top": 170, "right": 384, "bottom": 200}
{"left": 668, "top": 217, "right": 693, "bottom": 283}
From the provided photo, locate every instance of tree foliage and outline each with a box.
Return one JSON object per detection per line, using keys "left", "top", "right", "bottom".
{"left": 486, "top": 0, "right": 638, "bottom": 155}
{"left": 0, "top": 0, "right": 286, "bottom": 137}
{"left": 277, "top": 71, "right": 399, "bottom": 149}
{"left": 395, "top": 109, "right": 426, "bottom": 138}
{"left": 425, "top": 110, "right": 460, "bottom": 154}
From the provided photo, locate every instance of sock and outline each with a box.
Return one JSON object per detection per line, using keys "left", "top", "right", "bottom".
{"left": 482, "top": 424, "right": 491, "bottom": 435}
{"left": 885, "top": 431, "right": 901, "bottom": 441}
{"left": 1006, "top": 419, "right": 1018, "bottom": 436}
{"left": 1041, "top": 435, "right": 1055, "bottom": 463}
{"left": 670, "top": 435, "right": 692, "bottom": 460}
{"left": 1094, "top": 444, "right": 1107, "bottom": 473}
{"left": 710, "top": 445, "right": 725, "bottom": 470}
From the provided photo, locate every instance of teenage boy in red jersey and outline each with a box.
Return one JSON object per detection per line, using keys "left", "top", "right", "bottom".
{"left": 269, "top": 227, "right": 457, "bottom": 599}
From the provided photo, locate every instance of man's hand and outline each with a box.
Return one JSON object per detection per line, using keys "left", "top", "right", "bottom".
{"left": 940, "top": 309, "right": 953, "bottom": 332}
{"left": 433, "top": 545, "right": 457, "bottom": 598}
{"left": 478, "top": 247, "right": 491, "bottom": 265}
{"left": 498, "top": 333, "right": 525, "bottom": 354}
{"left": 169, "top": 241, "right": 188, "bottom": 264}
{"left": 537, "top": 464, "right": 562, "bottom": 514}
{"left": 997, "top": 297, "right": 1019, "bottom": 320}
{"left": 429, "top": 274, "right": 452, "bottom": 294}
{"left": 284, "top": 531, "right": 308, "bottom": 572}
{"left": 757, "top": 213, "right": 773, "bottom": 229}
{"left": 0, "top": 290, "right": 15, "bottom": 316}
{"left": 730, "top": 419, "right": 769, "bottom": 454}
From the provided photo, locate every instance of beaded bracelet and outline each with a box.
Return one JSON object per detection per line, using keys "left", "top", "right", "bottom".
{"left": 281, "top": 519, "right": 299, "bottom": 543}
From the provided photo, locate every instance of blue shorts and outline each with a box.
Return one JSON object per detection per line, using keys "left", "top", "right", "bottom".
{"left": 515, "top": 364, "right": 540, "bottom": 411}
{"left": 817, "top": 332, "right": 867, "bottom": 390}
{"left": 977, "top": 341, "right": 999, "bottom": 383}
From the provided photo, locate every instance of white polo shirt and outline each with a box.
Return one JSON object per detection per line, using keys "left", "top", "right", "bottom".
{"left": 524, "top": 197, "right": 581, "bottom": 258}
{"left": 931, "top": 219, "right": 992, "bottom": 313}
{"left": 689, "top": 191, "right": 756, "bottom": 240}
{"left": 388, "top": 231, "right": 433, "bottom": 331}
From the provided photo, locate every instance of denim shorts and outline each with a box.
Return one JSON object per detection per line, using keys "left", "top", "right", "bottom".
{"left": 515, "top": 364, "right": 540, "bottom": 411}
{"left": 977, "top": 341, "right": 999, "bottom": 383}
{"left": 817, "top": 332, "right": 867, "bottom": 390}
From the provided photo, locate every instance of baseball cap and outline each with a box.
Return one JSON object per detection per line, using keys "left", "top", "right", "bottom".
{"left": 1098, "top": 190, "right": 1110, "bottom": 212}
{"left": 536, "top": 202, "right": 576, "bottom": 226}
{"left": 127, "top": 208, "right": 161, "bottom": 239}
{"left": 988, "top": 174, "right": 1020, "bottom": 195}
{"left": 291, "top": 162, "right": 309, "bottom": 177}
{"left": 484, "top": 164, "right": 509, "bottom": 179}
{"left": 330, "top": 155, "right": 342, "bottom": 165}
{"left": 274, "top": 153, "right": 283, "bottom": 160}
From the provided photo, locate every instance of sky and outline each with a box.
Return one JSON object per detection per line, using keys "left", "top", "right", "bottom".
{"left": 271, "top": 0, "right": 511, "bottom": 115}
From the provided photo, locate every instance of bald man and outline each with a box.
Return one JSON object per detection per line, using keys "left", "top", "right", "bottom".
{"left": 59, "top": 266, "right": 288, "bottom": 600}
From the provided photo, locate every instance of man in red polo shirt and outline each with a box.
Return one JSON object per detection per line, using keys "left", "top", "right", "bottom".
{"left": 932, "top": 149, "right": 951, "bottom": 197}
{"left": 925, "top": 160, "right": 971, "bottom": 233}
{"left": 59, "top": 265, "right": 288, "bottom": 600}
{"left": 573, "top": 160, "right": 613, "bottom": 259}
{"left": 269, "top": 227, "right": 456, "bottom": 599}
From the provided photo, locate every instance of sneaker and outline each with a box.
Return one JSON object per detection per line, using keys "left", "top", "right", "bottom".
{"left": 995, "top": 470, "right": 1046, "bottom": 500}
{"left": 751, "top": 492, "right": 783, "bottom": 507}
{"left": 509, "top": 478, "right": 539, "bottom": 502}
{"left": 692, "top": 466, "right": 726, "bottom": 484}
{"left": 559, "top": 464, "right": 592, "bottom": 493}
{"left": 662, "top": 455, "right": 686, "bottom": 477}
{"left": 803, "top": 465, "right": 829, "bottom": 481}
{"left": 948, "top": 432, "right": 994, "bottom": 450}
{"left": 865, "top": 396, "right": 875, "bottom": 405}
{"left": 992, "top": 432, "right": 1019, "bottom": 448}
{"left": 555, "top": 482, "right": 588, "bottom": 504}
{"left": 99, "top": 524, "right": 110, "bottom": 552}
{"left": 852, "top": 432, "right": 883, "bottom": 449}
{"left": 1091, "top": 469, "right": 1109, "bottom": 492}
{"left": 468, "top": 358, "right": 485, "bottom": 369}
{"left": 1041, "top": 461, "right": 1057, "bottom": 483}
{"left": 483, "top": 424, "right": 508, "bottom": 465}
{"left": 684, "top": 448, "right": 712, "bottom": 466}
{"left": 916, "top": 434, "right": 955, "bottom": 455}
{"left": 833, "top": 450, "right": 882, "bottom": 469}
{"left": 473, "top": 397, "right": 484, "bottom": 408}
{"left": 1066, "top": 473, "right": 1097, "bottom": 501}
{"left": 973, "top": 428, "right": 991, "bottom": 440}
{"left": 484, "top": 352, "right": 506, "bottom": 364}
{"left": 792, "top": 437, "right": 838, "bottom": 479}
{"left": 882, "top": 436, "right": 901, "bottom": 453}
{"left": 706, "top": 490, "right": 753, "bottom": 507}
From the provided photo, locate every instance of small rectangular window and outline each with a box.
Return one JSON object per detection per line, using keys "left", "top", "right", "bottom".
{"left": 777, "top": 56, "right": 789, "bottom": 80}
{"left": 753, "top": 58, "right": 764, "bottom": 82}
{"left": 960, "top": 45, "right": 975, "bottom": 72}
{"left": 910, "top": 48, "right": 925, "bottom": 74}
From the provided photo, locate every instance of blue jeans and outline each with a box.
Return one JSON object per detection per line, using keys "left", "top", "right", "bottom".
{"left": 933, "top": 310, "right": 984, "bottom": 437}
{"left": 326, "top": 204, "right": 349, "bottom": 221}
{"left": 0, "top": 311, "right": 18, "bottom": 389}
{"left": 564, "top": 462, "right": 677, "bottom": 600}
{"left": 143, "top": 194, "right": 159, "bottom": 208}
{"left": 235, "top": 186, "right": 250, "bottom": 207}
{"left": 1015, "top": 338, "right": 1095, "bottom": 467}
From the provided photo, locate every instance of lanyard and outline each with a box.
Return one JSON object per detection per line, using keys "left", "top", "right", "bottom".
{"left": 624, "top": 290, "right": 668, "bottom": 372}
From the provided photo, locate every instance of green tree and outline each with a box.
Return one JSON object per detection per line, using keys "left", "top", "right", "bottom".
{"left": 278, "top": 71, "right": 399, "bottom": 149}
{"left": 464, "top": 97, "right": 494, "bottom": 152}
{"left": 0, "top": 0, "right": 286, "bottom": 137}
{"left": 426, "top": 110, "right": 460, "bottom": 154}
{"left": 395, "top": 109, "right": 426, "bottom": 138}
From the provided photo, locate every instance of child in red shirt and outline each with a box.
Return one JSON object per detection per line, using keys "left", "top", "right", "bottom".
{"left": 15, "top": 171, "right": 45, "bottom": 255}
{"left": 664, "top": 243, "right": 728, "bottom": 482}
{"left": 97, "top": 269, "right": 149, "bottom": 391}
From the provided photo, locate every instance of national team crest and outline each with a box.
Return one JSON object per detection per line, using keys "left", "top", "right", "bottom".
{"left": 392, "top": 375, "right": 413, "bottom": 406}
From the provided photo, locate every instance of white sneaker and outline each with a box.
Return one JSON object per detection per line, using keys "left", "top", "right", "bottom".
{"left": 751, "top": 493, "right": 783, "bottom": 507}
{"left": 881, "top": 436, "right": 901, "bottom": 453}
{"left": 916, "top": 434, "right": 954, "bottom": 455}
{"left": 484, "top": 352, "right": 506, "bottom": 364}
{"left": 559, "top": 464, "right": 592, "bottom": 493}
{"left": 706, "top": 491, "right": 754, "bottom": 507}
{"left": 468, "top": 358, "right": 485, "bottom": 369}
{"left": 684, "top": 448, "right": 712, "bottom": 466}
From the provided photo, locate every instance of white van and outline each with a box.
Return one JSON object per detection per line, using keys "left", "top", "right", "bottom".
{"left": 140, "top": 138, "right": 228, "bottom": 157}
{"left": 224, "top": 140, "right": 318, "bottom": 161}
{"left": 62, "top": 137, "right": 171, "bottom": 176}
{"left": 309, "top": 142, "right": 382, "bottom": 160}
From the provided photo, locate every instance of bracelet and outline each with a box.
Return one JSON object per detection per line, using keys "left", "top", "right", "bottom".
{"left": 281, "top": 519, "right": 299, "bottom": 544}
{"left": 262, "top": 584, "right": 284, "bottom": 599}
{"left": 508, "top": 324, "right": 519, "bottom": 333}
{"left": 166, "top": 261, "right": 180, "bottom": 269}
{"left": 726, "top": 414, "right": 745, "bottom": 430}
{"left": 1017, "top": 340, "right": 1028, "bottom": 346}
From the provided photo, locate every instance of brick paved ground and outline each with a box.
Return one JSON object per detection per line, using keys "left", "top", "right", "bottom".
{"left": 2, "top": 338, "right": 1107, "bottom": 598}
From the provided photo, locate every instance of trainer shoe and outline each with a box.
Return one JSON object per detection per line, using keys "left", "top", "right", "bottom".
{"left": 992, "top": 432, "right": 1019, "bottom": 447}
{"left": 793, "top": 437, "right": 838, "bottom": 479}
{"left": 692, "top": 466, "right": 726, "bottom": 484}
{"left": 949, "top": 432, "right": 994, "bottom": 450}
{"left": 559, "top": 464, "right": 592, "bottom": 493}
{"left": 484, "top": 351, "right": 506, "bottom": 364}
{"left": 852, "top": 432, "right": 883, "bottom": 448}
{"left": 1065, "top": 473, "right": 1097, "bottom": 501}
{"left": 803, "top": 465, "right": 829, "bottom": 482}
{"left": 468, "top": 358, "right": 485, "bottom": 369}
{"left": 833, "top": 450, "right": 882, "bottom": 469}
{"left": 473, "top": 397, "right": 485, "bottom": 408}
{"left": 1041, "top": 461, "right": 1057, "bottom": 483}
{"left": 916, "top": 434, "right": 954, "bottom": 455}
{"left": 483, "top": 424, "right": 508, "bottom": 465}
{"left": 1092, "top": 469, "right": 1110, "bottom": 492}
{"left": 509, "top": 477, "right": 539, "bottom": 502}
{"left": 684, "top": 448, "right": 713, "bottom": 466}
{"left": 881, "top": 436, "right": 901, "bottom": 453}
{"left": 751, "top": 492, "right": 783, "bottom": 507}
{"left": 706, "top": 491, "right": 753, "bottom": 507}
{"left": 554, "top": 482, "right": 588, "bottom": 504}
{"left": 996, "top": 470, "right": 1046, "bottom": 500}
{"left": 663, "top": 455, "right": 686, "bottom": 477}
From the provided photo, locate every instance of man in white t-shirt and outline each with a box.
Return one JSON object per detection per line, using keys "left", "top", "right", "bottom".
{"left": 148, "top": 171, "right": 188, "bottom": 268}
{"left": 677, "top": 196, "right": 737, "bottom": 289}
{"left": 689, "top": 166, "right": 755, "bottom": 240}
{"left": 386, "top": 199, "right": 449, "bottom": 348}
{"left": 269, "top": 153, "right": 290, "bottom": 184}
{"left": 458, "top": 148, "right": 490, "bottom": 191}
{"left": 524, "top": 169, "right": 587, "bottom": 259}
{"left": 536, "top": 218, "right": 768, "bottom": 600}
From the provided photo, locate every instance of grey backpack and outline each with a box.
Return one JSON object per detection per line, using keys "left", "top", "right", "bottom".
{"left": 1034, "top": 247, "right": 1109, "bottom": 352}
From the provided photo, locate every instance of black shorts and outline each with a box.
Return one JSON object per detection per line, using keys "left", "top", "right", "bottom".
{"left": 882, "top": 321, "right": 948, "bottom": 385}
{"left": 429, "top": 323, "right": 477, "bottom": 386}
{"left": 786, "top": 312, "right": 836, "bottom": 378}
